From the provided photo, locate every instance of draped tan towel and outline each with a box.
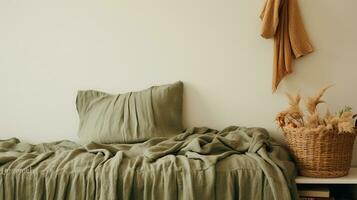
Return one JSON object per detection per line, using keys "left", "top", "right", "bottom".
{"left": 260, "top": 0, "right": 313, "bottom": 92}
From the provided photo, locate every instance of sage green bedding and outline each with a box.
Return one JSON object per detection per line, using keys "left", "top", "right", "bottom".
{"left": 77, "top": 81, "right": 183, "bottom": 144}
{"left": 0, "top": 126, "right": 298, "bottom": 200}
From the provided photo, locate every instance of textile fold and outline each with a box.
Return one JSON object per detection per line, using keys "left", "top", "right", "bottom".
{"left": 0, "top": 127, "right": 298, "bottom": 200}
{"left": 260, "top": 0, "right": 313, "bottom": 92}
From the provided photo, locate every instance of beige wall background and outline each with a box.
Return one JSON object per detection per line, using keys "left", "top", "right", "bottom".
{"left": 1, "top": 0, "right": 356, "bottom": 164}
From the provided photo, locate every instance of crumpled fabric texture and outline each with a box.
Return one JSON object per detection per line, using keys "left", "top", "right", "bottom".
{"left": 0, "top": 126, "right": 298, "bottom": 200}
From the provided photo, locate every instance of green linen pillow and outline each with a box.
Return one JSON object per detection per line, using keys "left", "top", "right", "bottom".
{"left": 76, "top": 81, "right": 183, "bottom": 144}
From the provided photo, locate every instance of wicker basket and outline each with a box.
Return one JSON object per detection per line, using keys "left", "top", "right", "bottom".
{"left": 283, "top": 127, "right": 357, "bottom": 178}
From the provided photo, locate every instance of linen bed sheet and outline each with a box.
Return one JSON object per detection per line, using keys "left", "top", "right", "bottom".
{"left": 0, "top": 126, "right": 299, "bottom": 200}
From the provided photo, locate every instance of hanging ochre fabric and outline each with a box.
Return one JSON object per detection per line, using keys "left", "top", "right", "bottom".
{"left": 260, "top": 0, "right": 313, "bottom": 92}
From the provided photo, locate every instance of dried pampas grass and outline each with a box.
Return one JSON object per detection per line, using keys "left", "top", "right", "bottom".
{"left": 276, "top": 93, "right": 304, "bottom": 128}
{"left": 286, "top": 93, "right": 303, "bottom": 119}
{"left": 324, "top": 109, "right": 339, "bottom": 130}
{"left": 305, "top": 86, "right": 331, "bottom": 115}
{"left": 306, "top": 112, "right": 320, "bottom": 128}
{"left": 276, "top": 86, "right": 356, "bottom": 134}
{"left": 338, "top": 121, "right": 354, "bottom": 133}
{"left": 337, "top": 111, "right": 354, "bottom": 133}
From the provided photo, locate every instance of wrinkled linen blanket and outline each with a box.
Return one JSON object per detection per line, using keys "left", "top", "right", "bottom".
{"left": 0, "top": 126, "right": 298, "bottom": 200}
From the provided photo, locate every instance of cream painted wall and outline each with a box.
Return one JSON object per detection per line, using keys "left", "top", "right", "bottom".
{"left": 1, "top": 0, "right": 357, "bottom": 164}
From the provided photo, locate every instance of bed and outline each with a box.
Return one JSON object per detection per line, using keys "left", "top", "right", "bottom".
{"left": 0, "top": 82, "right": 299, "bottom": 199}
{"left": 0, "top": 126, "right": 298, "bottom": 200}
